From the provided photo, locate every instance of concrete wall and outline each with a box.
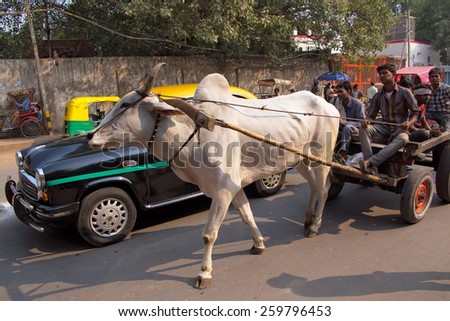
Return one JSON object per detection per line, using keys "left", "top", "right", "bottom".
{"left": 0, "top": 56, "right": 327, "bottom": 133}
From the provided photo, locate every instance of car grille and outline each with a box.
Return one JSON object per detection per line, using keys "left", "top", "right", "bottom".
{"left": 18, "top": 169, "right": 38, "bottom": 200}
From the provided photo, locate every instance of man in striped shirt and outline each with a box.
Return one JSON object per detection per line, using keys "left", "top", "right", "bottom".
{"left": 359, "top": 63, "right": 420, "bottom": 175}
{"left": 426, "top": 67, "right": 450, "bottom": 131}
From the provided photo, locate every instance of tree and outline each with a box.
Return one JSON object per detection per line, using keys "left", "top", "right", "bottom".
{"left": 1, "top": 0, "right": 395, "bottom": 63}
{"left": 412, "top": 0, "right": 450, "bottom": 64}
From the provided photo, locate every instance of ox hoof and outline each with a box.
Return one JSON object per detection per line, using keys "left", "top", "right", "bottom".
{"left": 304, "top": 228, "right": 318, "bottom": 238}
{"left": 194, "top": 276, "right": 212, "bottom": 289}
{"left": 250, "top": 246, "right": 265, "bottom": 255}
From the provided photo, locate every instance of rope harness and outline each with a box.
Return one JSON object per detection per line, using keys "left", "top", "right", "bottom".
{"left": 160, "top": 94, "right": 403, "bottom": 128}
{"left": 88, "top": 91, "right": 199, "bottom": 163}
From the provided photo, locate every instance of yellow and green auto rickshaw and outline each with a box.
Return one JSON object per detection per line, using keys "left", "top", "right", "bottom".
{"left": 63, "top": 84, "right": 256, "bottom": 137}
{"left": 63, "top": 96, "right": 120, "bottom": 137}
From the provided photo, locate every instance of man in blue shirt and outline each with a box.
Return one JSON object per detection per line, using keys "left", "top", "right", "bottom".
{"left": 330, "top": 81, "right": 365, "bottom": 161}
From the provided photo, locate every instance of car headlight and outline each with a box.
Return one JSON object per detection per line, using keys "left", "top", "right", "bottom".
{"left": 15, "top": 151, "right": 23, "bottom": 167}
{"left": 35, "top": 168, "right": 47, "bottom": 200}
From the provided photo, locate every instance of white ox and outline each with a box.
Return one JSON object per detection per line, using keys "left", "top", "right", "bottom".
{"left": 88, "top": 63, "right": 340, "bottom": 289}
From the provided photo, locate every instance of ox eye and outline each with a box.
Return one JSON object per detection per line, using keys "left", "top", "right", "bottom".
{"left": 121, "top": 102, "right": 131, "bottom": 108}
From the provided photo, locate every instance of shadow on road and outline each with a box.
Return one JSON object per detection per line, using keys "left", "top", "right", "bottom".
{"left": 1, "top": 171, "right": 447, "bottom": 300}
{"left": 267, "top": 271, "right": 450, "bottom": 298}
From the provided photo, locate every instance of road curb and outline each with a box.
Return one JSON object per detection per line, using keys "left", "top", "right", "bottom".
{"left": 0, "top": 138, "right": 33, "bottom": 153}
{"left": 0, "top": 135, "right": 58, "bottom": 153}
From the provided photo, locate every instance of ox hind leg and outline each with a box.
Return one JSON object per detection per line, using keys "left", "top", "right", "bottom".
{"left": 232, "top": 189, "right": 265, "bottom": 254}
{"left": 295, "top": 163, "right": 331, "bottom": 238}
{"left": 308, "top": 164, "right": 332, "bottom": 237}
{"left": 196, "top": 192, "right": 234, "bottom": 289}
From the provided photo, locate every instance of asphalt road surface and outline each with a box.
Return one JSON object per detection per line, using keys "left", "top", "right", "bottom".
{"left": 1, "top": 156, "right": 450, "bottom": 301}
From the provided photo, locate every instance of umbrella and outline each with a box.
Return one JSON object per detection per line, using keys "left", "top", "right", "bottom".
{"left": 317, "top": 71, "right": 350, "bottom": 81}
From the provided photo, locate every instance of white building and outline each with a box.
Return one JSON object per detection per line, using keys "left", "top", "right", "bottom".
{"left": 378, "top": 40, "right": 441, "bottom": 67}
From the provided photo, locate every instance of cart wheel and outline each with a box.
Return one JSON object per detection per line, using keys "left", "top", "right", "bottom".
{"left": 20, "top": 118, "right": 41, "bottom": 138}
{"left": 436, "top": 144, "right": 450, "bottom": 202}
{"left": 327, "top": 177, "right": 344, "bottom": 201}
{"left": 400, "top": 168, "right": 433, "bottom": 224}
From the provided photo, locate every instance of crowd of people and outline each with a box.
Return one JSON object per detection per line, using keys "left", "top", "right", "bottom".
{"left": 310, "top": 64, "right": 449, "bottom": 176}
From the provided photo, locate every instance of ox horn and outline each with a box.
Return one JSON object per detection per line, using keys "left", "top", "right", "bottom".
{"left": 138, "top": 62, "right": 166, "bottom": 96}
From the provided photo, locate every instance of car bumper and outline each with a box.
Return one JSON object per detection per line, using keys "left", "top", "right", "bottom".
{"left": 4, "top": 180, "right": 80, "bottom": 230}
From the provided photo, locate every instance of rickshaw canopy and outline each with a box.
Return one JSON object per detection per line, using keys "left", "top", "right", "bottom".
{"left": 257, "top": 78, "right": 292, "bottom": 87}
{"left": 64, "top": 96, "right": 120, "bottom": 121}
{"left": 395, "top": 66, "right": 436, "bottom": 84}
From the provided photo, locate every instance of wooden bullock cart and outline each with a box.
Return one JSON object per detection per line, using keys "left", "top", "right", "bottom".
{"left": 170, "top": 98, "right": 450, "bottom": 225}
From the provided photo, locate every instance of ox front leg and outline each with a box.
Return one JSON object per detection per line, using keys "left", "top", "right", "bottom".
{"left": 195, "top": 196, "right": 231, "bottom": 289}
{"left": 232, "top": 189, "right": 265, "bottom": 254}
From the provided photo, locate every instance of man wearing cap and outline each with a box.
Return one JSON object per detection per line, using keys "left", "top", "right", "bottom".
{"left": 426, "top": 67, "right": 450, "bottom": 131}
{"left": 409, "top": 85, "right": 433, "bottom": 142}
{"left": 359, "top": 63, "right": 420, "bottom": 175}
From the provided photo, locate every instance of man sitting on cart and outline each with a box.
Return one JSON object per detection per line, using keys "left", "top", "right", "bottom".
{"left": 330, "top": 81, "right": 365, "bottom": 162}
{"left": 426, "top": 67, "right": 450, "bottom": 131}
{"left": 359, "top": 63, "right": 420, "bottom": 175}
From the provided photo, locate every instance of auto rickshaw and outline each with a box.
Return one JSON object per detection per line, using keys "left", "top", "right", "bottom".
{"left": 63, "top": 96, "right": 120, "bottom": 137}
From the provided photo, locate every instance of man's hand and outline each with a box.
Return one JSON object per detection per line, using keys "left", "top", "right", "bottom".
{"left": 403, "top": 115, "right": 419, "bottom": 131}
{"left": 401, "top": 121, "right": 409, "bottom": 131}
{"left": 361, "top": 120, "right": 370, "bottom": 129}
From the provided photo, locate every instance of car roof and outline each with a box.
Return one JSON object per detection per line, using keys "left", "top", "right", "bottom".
{"left": 152, "top": 83, "right": 257, "bottom": 100}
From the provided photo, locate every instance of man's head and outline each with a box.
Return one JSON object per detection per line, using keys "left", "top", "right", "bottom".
{"left": 336, "top": 81, "right": 352, "bottom": 101}
{"left": 376, "top": 63, "right": 396, "bottom": 86}
{"left": 399, "top": 77, "right": 414, "bottom": 92}
{"left": 429, "top": 67, "right": 442, "bottom": 87}
{"left": 414, "top": 84, "right": 432, "bottom": 105}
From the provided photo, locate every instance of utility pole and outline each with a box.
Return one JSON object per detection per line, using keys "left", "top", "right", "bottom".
{"left": 25, "top": 0, "right": 51, "bottom": 134}
{"left": 406, "top": 0, "right": 411, "bottom": 67}
{"left": 44, "top": 0, "right": 52, "bottom": 58}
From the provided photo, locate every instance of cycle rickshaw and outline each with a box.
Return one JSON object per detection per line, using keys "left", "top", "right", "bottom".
{"left": 0, "top": 88, "right": 42, "bottom": 139}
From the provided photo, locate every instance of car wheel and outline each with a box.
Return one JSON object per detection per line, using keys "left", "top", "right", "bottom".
{"left": 76, "top": 187, "right": 137, "bottom": 246}
{"left": 245, "top": 171, "right": 286, "bottom": 197}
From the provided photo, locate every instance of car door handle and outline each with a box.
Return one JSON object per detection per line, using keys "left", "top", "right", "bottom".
{"left": 122, "top": 160, "right": 138, "bottom": 167}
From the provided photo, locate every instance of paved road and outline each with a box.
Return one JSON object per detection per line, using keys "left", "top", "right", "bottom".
{"left": 1, "top": 160, "right": 450, "bottom": 301}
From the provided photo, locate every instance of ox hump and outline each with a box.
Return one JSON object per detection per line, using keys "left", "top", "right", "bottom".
{"left": 195, "top": 73, "right": 231, "bottom": 100}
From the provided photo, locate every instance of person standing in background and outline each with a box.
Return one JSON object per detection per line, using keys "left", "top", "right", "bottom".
{"left": 311, "top": 79, "right": 320, "bottom": 95}
{"left": 351, "top": 84, "right": 364, "bottom": 100}
{"left": 366, "top": 81, "right": 378, "bottom": 103}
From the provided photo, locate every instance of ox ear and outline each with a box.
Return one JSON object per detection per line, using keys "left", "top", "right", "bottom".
{"left": 151, "top": 101, "right": 185, "bottom": 116}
